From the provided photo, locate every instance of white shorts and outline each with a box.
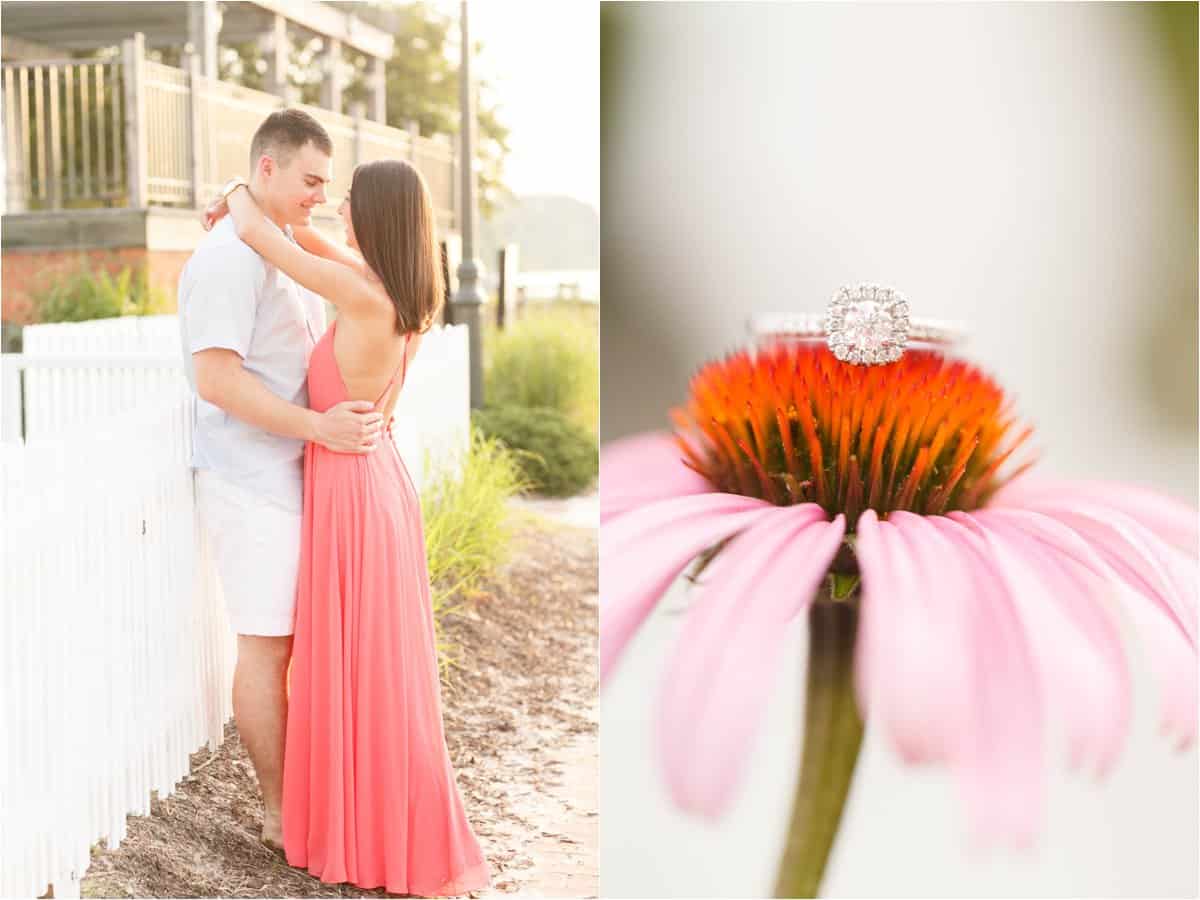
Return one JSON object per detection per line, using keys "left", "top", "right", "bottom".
{"left": 194, "top": 467, "right": 301, "bottom": 637}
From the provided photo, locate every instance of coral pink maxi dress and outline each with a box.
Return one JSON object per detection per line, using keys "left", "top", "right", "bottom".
{"left": 282, "top": 318, "right": 491, "bottom": 897}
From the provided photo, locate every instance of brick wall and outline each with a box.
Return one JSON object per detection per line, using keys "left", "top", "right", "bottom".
{"left": 2, "top": 248, "right": 191, "bottom": 324}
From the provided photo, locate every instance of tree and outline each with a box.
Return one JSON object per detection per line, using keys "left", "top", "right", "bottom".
{"left": 350, "top": 1, "right": 511, "bottom": 217}
{"left": 212, "top": 1, "right": 511, "bottom": 217}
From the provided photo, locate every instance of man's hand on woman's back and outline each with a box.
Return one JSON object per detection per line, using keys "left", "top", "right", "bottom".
{"left": 314, "top": 401, "right": 385, "bottom": 454}
{"left": 193, "top": 349, "right": 380, "bottom": 455}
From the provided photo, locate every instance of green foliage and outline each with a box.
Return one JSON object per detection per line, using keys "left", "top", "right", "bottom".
{"left": 483, "top": 305, "right": 599, "bottom": 434}
{"left": 471, "top": 405, "right": 598, "bottom": 498}
{"left": 353, "top": 1, "right": 511, "bottom": 216}
{"left": 31, "top": 262, "right": 172, "bottom": 323}
{"left": 1, "top": 323, "right": 23, "bottom": 354}
{"left": 209, "top": 2, "right": 511, "bottom": 217}
{"left": 421, "top": 426, "right": 528, "bottom": 672}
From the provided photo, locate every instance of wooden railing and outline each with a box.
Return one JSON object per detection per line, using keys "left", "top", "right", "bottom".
{"left": 2, "top": 54, "right": 125, "bottom": 210}
{"left": 1, "top": 33, "right": 459, "bottom": 231}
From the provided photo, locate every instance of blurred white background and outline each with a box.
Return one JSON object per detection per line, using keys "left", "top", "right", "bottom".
{"left": 600, "top": 2, "right": 1198, "bottom": 897}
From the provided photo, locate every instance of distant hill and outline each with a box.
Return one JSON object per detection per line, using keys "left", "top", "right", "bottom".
{"left": 479, "top": 194, "right": 599, "bottom": 272}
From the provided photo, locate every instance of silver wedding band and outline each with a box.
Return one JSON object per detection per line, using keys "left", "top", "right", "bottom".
{"left": 749, "top": 312, "right": 966, "bottom": 345}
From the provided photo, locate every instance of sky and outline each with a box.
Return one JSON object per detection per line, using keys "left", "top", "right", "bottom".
{"left": 431, "top": 0, "right": 599, "bottom": 212}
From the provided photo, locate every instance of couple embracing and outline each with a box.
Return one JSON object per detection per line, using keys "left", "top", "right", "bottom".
{"left": 178, "top": 108, "right": 490, "bottom": 897}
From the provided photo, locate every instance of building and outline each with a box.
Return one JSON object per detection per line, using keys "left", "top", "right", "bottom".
{"left": 1, "top": 0, "right": 460, "bottom": 329}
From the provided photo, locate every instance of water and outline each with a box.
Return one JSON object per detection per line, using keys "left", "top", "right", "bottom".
{"left": 487, "top": 269, "right": 600, "bottom": 302}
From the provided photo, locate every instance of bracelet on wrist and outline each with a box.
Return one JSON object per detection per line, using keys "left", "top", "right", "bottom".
{"left": 219, "top": 177, "right": 248, "bottom": 202}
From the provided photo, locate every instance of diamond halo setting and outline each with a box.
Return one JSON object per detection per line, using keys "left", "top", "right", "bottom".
{"left": 823, "top": 284, "right": 910, "bottom": 365}
{"left": 746, "top": 284, "right": 967, "bottom": 365}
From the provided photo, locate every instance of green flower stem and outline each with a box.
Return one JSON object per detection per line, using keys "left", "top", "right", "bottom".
{"left": 773, "top": 585, "right": 864, "bottom": 899}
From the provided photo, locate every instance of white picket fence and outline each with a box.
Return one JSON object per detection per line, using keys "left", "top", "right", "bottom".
{"left": 21, "top": 314, "right": 183, "bottom": 353}
{"left": 1, "top": 388, "right": 237, "bottom": 899}
{"left": 0, "top": 314, "right": 471, "bottom": 897}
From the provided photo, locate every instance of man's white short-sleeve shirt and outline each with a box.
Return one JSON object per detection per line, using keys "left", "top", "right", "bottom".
{"left": 178, "top": 216, "right": 328, "bottom": 514}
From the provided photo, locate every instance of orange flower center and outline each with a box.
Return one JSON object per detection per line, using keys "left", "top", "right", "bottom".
{"left": 670, "top": 342, "right": 1036, "bottom": 523}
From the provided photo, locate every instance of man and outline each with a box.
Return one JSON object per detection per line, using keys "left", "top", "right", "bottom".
{"left": 177, "top": 108, "right": 381, "bottom": 853}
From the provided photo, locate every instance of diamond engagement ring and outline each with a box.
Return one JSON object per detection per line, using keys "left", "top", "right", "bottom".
{"left": 747, "top": 283, "right": 968, "bottom": 365}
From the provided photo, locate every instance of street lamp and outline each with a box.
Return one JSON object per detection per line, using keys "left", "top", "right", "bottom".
{"left": 453, "top": 0, "right": 485, "bottom": 409}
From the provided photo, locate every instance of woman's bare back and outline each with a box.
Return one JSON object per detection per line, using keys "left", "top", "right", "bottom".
{"left": 331, "top": 304, "right": 423, "bottom": 424}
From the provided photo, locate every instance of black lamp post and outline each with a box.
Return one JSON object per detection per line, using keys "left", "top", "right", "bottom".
{"left": 452, "top": 0, "right": 485, "bottom": 409}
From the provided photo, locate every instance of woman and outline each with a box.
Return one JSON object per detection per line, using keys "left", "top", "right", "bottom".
{"left": 205, "top": 159, "right": 491, "bottom": 897}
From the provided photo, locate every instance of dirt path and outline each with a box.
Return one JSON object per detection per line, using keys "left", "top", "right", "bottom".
{"left": 485, "top": 490, "right": 598, "bottom": 898}
{"left": 504, "top": 732, "right": 598, "bottom": 898}
{"left": 78, "top": 504, "right": 597, "bottom": 898}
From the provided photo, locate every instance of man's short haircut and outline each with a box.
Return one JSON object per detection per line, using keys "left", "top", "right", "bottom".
{"left": 248, "top": 108, "right": 333, "bottom": 171}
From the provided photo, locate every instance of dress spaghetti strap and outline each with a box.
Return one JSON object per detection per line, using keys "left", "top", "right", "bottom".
{"left": 372, "top": 332, "right": 411, "bottom": 409}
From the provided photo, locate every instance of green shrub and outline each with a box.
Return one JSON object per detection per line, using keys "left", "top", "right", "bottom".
{"left": 483, "top": 306, "right": 598, "bottom": 434}
{"left": 472, "top": 405, "right": 598, "bottom": 498}
{"left": 31, "top": 262, "right": 172, "bottom": 323}
{"left": 421, "top": 426, "right": 529, "bottom": 673}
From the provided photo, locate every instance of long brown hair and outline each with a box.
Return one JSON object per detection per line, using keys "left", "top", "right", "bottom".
{"left": 349, "top": 159, "right": 444, "bottom": 334}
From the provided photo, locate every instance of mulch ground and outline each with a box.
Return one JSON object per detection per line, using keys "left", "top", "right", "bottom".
{"left": 77, "top": 511, "right": 598, "bottom": 899}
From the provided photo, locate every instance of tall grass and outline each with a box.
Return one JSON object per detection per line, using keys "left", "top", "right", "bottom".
{"left": 421, "top": 426, "right": 530, "bottom": 673}
{"left": 483, "top": 305, "right": 599, "bottom": 434}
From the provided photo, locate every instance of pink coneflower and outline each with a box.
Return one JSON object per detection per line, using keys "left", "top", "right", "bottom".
{"left": 601, "top": 340, "right": 1197, "bottom": 896}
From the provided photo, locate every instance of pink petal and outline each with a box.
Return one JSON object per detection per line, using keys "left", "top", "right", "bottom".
{"left": 924, "top": 515, "right": 1047, "bottom": 849}
{"left": 654, "top": 506, "right": 843, "bottom": 818}
{"left": 849, "top": 510, "right": 896, "bottom": 720}
{"left": 973, "top": 507, "right": 1197, "bottom": 747}
{"left": 600, "top": 431, "right": 713, "bottom": 524}
{"left": 1156, "top": 539, "right": 1200, "bottom": 642}
{"left": 1005, "top": 500, "right": 1197, "bottom": 648}
{"left": 871, "top": 512, "right": 976, "bottom": 766}
{"left": 600, "top": 491, "right": 776, "bottom": 684}
{"left": 991, "top": 476, "right": 1199, "bottom": 558}
{"left": 854, "top": 512, "right": 963, "bottom": 764}
{"left": 952, "top": 511, "right": 1133, "bottom": 777}
{"left": 1114, "top": 585, "right": 1199, "bottom": 751}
